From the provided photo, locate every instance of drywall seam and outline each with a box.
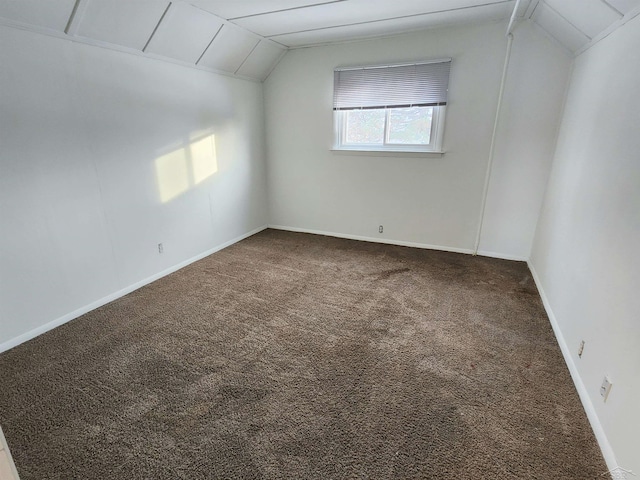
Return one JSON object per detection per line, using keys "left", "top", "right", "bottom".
{"left": 527, "top": 261, "right": 619, "bottom": 473}
{"left": 0, "top": 225, "right": 268, "bottom": 354}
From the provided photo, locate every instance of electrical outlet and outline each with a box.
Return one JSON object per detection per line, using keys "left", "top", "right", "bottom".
{"left": 578, "top": 340, "right": 585, "bottom": 358}
{"left": 600, "top": 376, "right": 612, "bottom": 402}
{"left": 379, "top": 225, "right": 384, "bottom": 233}
{"left": 158, "top": 243, "right": 164, "bottom": 254}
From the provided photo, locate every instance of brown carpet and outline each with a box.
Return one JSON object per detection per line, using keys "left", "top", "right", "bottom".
{"left": 0, "top": 229, "right": 606, "bottom": 479}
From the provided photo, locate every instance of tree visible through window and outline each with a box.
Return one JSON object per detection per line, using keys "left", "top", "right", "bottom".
{"left": 344, "top": 109, "right": 385, "bottom": 144}
{"left": 344, "top": 107, "right": 434, "bottom": 146}
{"left": 388, "top": 107, "right": 433, "bottom": 144}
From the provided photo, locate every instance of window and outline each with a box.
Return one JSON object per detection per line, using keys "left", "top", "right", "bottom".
{"left": 333, "top": 59, "right": 451, "bottom": 153}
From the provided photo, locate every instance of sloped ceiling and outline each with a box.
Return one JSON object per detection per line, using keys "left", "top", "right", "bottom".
{"left": 526, "top": 0, "right": 640, "bottom": 53}
{"left": 0, "top": 0, "right": 638, "bottom": 81}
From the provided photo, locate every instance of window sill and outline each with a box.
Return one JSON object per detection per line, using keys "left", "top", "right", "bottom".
{"left": 331, "top": 148, "right": 445, "bottom": 158}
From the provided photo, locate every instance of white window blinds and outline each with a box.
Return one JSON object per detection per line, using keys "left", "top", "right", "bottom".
{"left": 333, "top": 59, "right": 451, "bottom": 111}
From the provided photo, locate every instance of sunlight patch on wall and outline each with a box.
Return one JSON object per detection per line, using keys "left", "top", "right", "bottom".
{"left": 156, "top": 134, "right": 218, "bottom": 203}
{"left": 156, "top": 148, "right": 190, "bottom": 203}
{"left": 191, "top": 135, "right": 218, "bottom": 184}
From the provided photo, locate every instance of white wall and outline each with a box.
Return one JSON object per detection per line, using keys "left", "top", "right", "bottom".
{"left": 529, "top": 14, "right": 640, "bottom": 474}
{"left": 477, "top": 21, "right": 572, "bottom": 259}
{"left": 0, "top": 26, "right": 268, "bottom": 350}
{"left": 264, "top": 21, "right": 571, "bottom": 259}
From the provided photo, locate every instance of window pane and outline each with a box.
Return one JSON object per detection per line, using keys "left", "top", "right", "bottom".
{"left": 387, "top": 107, "right": 433, "bottom": 145}
{"left": 344, "top": 109, "right": 385, "bottom": 144}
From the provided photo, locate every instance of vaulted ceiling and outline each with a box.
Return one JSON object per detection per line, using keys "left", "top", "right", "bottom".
{"left": 0, "top": 0, "right": 638, "bottom": 81}
{"left": 529, "top": 0, "right": 640, "bottom": 53}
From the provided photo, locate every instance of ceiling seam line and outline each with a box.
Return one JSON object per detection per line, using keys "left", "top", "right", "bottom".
{"left": 541, "top": 1, "right": 593, "bottom": 40}
{"left": 143, "top": 1, "right": 172, "bottom": 53}
{"left": 196, "top": 24, "right": 224, "bottom": 65}
{"left": 64, "top": 0, "right": 88, "bottom": 35}
{"left": 575, "top": 4, "right": 640, "bottom": 56}
{"left": 64, "top": 0, "right": 81, "bottom": 34}
{"left": 598, "top": 0, "right": 624, "bottom": 17}
{"left": 527, "top": 0, "right": 541, "bottom": 19}
{"left": 0, "top": 17, "right": 262, "bottom": 82}
{"left": 186, "top": 4, "right": 286, "bottom": 51}
{"left": 286, "top": 20, "right": 506, "bottom": 49}
{"left": 530, "top": 20, "right": 574, "bottom": 55}
{"left": 228, "top": 0, "right": 348, "bottom": 21}
{"left": 262, "top": 48, "right": 289, "bottom": 81}
{"left": 269, "top": 38, "right": 289, "bottom": 48}
{"left": 234, "top": 40, "right": 261, "bottom": 75}
{"left": 264, "top": 0, "right": 513, "bottom": 38}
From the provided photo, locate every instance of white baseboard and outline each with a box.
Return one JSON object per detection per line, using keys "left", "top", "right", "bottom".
{"left": 0, "top": 225, "right": 268, "bottom": 354}
{"left": 268, "top": 225, "right": 531, "bottom": 263}
{"left": 527, "top": 261, "right": 618, "bottom": 473}
{"left": 0, "top": 426, "right": 20, "bottom": 480}
{"left": 476, "top": 250, "right": 528, "bottom": 262}
{"left": 268, "top": 224, "right": 475, "bottom": 255}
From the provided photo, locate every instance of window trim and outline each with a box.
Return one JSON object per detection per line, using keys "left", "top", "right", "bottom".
{"left": 330, "top": 149, "right": 445, "bottom": 158}
{"left": 333, "top": 105, "right": 447, "bottom": 154}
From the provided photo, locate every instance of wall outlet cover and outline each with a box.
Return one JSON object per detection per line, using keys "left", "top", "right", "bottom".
{"left": 600, "top": 376, "right": 613, "bottom": 402}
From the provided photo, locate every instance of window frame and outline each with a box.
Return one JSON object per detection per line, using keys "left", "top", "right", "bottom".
{"left": 333, "top": 105, "right": 446, "bottom": 154}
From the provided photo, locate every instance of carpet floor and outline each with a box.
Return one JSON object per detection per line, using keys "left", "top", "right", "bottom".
{"left": 0, "top": 229, "right": 606, "bottom": 479}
